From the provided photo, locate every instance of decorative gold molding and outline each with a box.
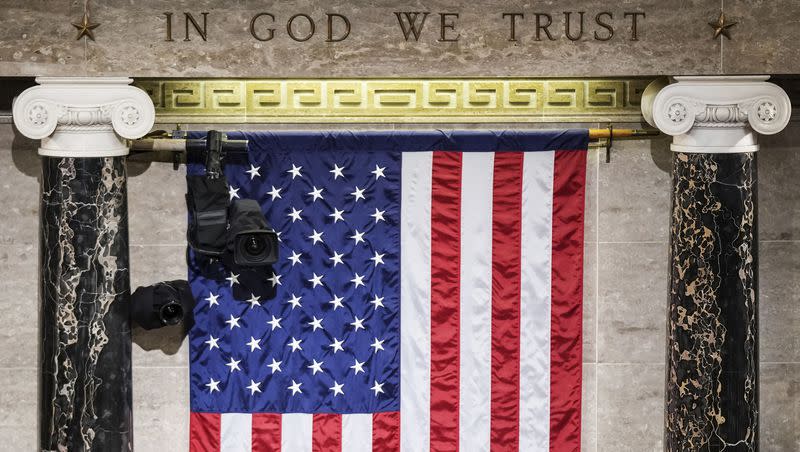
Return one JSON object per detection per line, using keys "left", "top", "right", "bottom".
{"left": 134, "top": 78, "right": 654, "bottom": 124}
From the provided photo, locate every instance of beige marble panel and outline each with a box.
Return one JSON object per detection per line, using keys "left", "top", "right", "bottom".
{"left": 133, "top": 367, "right": 189, "bottom": 452}
{"left": 0, "top": 124, "right": 40, "bottom": 246}
{"left": 130, "top": 244, "right": 190, "bottom": 368}
{"left": 582, "top": 363, "right": 597, "bottom": 452}
{"left": 0, "top": 0, "right": 722, "bottom": 77}
{"left": 760, "top": 363, "right": 800, "bottom": 451}
{"left": 724, "top": 1, "right": 800, "bottom": 75}
{"left": 598, "top": 242, "right": 668, "bottom": 364}
{"left": 128, "top": 161, "right": 187, "bottom": 246}
{"left": 597, "top": 363, "right": 664, "bottom": 452}
{"left": 0, "top": 244, "right": 38, "bottom": 368}
{"left": 583, "top": 240, "right": 597, "bottom": 363}
{"left": 759, "top": 121, "right": 800, "bottom": 241}
{"left": 0, "top": 368, "right": 37, "bottom": 450}
{"left": 759, "top": 242, "right": 800, "bottom": 363}
{"left": 598, "top": 133, "right": 672, "bottom": 243}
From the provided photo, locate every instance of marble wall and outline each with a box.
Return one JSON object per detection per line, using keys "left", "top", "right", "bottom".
{"left": 0, "top": 119, "right": 797, "bottom": 450}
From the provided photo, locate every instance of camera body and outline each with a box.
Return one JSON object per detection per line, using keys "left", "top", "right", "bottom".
{"left": 131, "top": 280, "right": 194, "bottom": 330}
{"left": 227, "top": 199, "right": 279, "bottom": 267}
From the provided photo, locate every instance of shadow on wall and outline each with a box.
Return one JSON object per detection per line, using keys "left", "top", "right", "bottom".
{"left": 649, "top": 134, "right": 672, "bottom": 174}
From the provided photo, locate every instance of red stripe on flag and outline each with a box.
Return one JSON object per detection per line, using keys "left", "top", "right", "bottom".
{"left": 429, "top": 151, "right": 462, "bottom": 451}
{"left": 489, "top": 152, "right": 524, "bottom": 451}
{"left": 373, "top": 411, "right": 401, "bottom": 452}
{"left": 252, "top": 413, "right": 281, "bottom": 452}
{"left": 190, "top": 412, "right": 220, "bottom": 452}
{"left": 549, "top": 149, "right": 586, "bottom": 451}
{"left": 312, "top": 414, "right": 342, "bottom": 452}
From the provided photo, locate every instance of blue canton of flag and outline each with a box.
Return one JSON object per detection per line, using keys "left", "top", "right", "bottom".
{"left": 189, "top": 132, "right": 401, "bottom": 415}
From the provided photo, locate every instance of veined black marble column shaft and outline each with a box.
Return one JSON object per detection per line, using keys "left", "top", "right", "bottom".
{"left": 666, "top": 152, "right": 758, "bottom": 451}
{"left": 40, "top": 156, "right": 132, "bottom": 451}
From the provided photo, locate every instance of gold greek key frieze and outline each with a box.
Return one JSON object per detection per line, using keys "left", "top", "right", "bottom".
{"left": 134, "top": 78, "right": 653, "bottom": 123}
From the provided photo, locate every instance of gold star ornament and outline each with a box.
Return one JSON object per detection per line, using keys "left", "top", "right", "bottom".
{"left": 708, "top": 12, "right": 737, "bottom": 40}
{"left": 72, "top": 13, "right": 100, "bottom": 41}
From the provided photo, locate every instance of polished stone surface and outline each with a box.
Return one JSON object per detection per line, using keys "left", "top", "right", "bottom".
{"left": 666, "top": 152, "right": 758, "bottom": 451}
{"left": 724, "top": 1, "right": 800, "bottom": 75}
{"left": 0, "top": 0, "right": 723, "bottom": 77}
{"left": 759, "top": 242, "right": 800, "bottom": 363}
{"left": 759, "top": 364, "right": 800, "bottom": 451}
{"left": 133, "top": 367, "right": 189, "bottom": 452}
{"left": 598, "top": 242, "right": 668, "bottom": 364}
{"left": 597, "top": 363, "right": 664, "bottom": 451}
{"left": 0, "top": 245, "right": 37, "bottom": 368}
{"left": 40, "top": 157, "right": 133, "bottom": 451}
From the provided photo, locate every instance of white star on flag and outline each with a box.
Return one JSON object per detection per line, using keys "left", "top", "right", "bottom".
{"left": 226, "top": 272, "right": 240, "bottom": 287}
{"left": 371, "top": 164, "right": 386, "bottom": 180}
{"left": 308, "top": 186, "right": 324, "bottom": 202}
{"left": 288, "top": 250, "right": 302, "bottom": 266}
{"left": 308, "top": 316, "right": 324, "bottom": 332}
{"left": 350, "top": 229, "right": 365, "bottom": 245}
{"left": 267, "top": 315, "right": 282, "bottom": 331}
{"left": 328, "top": 294, "right": 344, "bottom": 310}
{"left": 308, "top": 359, "right": 324, "bottom": 375}
{"left": 351, "top": 273, "right": 365, "bottom": 288}
{"left": 226, "top": 357, "right": 241, "bottom": 373}
{"left": 247, "top": 379, "right": 262, "bottom": 395}
{"left": 370, "top": 337, "right": 385, "bottom": 353}
{"left": 370, "top": 251, "right": 385, "bottom": 266}
{"left": 206, "top": 378, "right": 220, "bottom": 393}
{"left": 228, "top": 186, "right": 240, "bottom": 200}
{"left": 288, "top": 380, "right": 303, "bottom": 395}
{"left": 246, "top": 294, "right": 261, "bottom": 309}
{"left": 371, "top": 380, "right": 385, "bottom": 396}
{"left": 350, "top": 186, "right": 366, "bottom": 202}
{"left": 267, "top": 185, "right": 282, "bottom": 200}
{"left": 287, "top": 294, "right": 302, "bottom": 309}
{"left": 350, "top": 316, "right": 366, "bottom": 332}
{"left": 246, "top": 165, "right": 261, "bottom": 179}
{"left": 350, "top": 359, "right": 366, "bottom": 375}
{"left": 329, "top": 250, "right": 344, "bottom": 267}
{"left": 287, "top": 207, "right": 303, "bottom": 223}
{"left": 288, "top": 337, "right": 303, "bottom": 352}
{"left": 308, "top": 273, "right": 324, "bottom": 288}
{"left": 370, "top": 208, "right": 386, "bottom": 223}
{"left": 308, "top": 229, "right": 324, "bottom": 245}
{"left": 225, "top": 314, "right": 241, "bottom": 330}
{"left": 329, "top": 207, "right": 345, "bottom": 223}
{"left": 268, "top": 358, "right": 282, "bottom": 374}
{"left": 370, "top": 294, "right": 385, "bottom": 310}
{"left": 205, "top": 335, "right": 219, "bottom": 350}
{"left": 329, "top": 381, "right": 344, "bottom": 397}
{"left": 329, "top": 337, "right": 345, "bottom": 354}
{"left": 205, "top": 292, "right": 220, "bottom": 307}
{"left": 246, "top": 336, "right": 261, "bottom": 352}
{"left": 330, "top": 163, "right": 345, "bottom": 179}
{"left": 287, "top": 164, "right": 303, "bottom": 179}
{"left": 268, "top": 272, "right": 282, "bottom": 287}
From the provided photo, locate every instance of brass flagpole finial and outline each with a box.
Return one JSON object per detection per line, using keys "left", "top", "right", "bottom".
{"left": 708, "top": 11, "right": 737, "bottom": 40}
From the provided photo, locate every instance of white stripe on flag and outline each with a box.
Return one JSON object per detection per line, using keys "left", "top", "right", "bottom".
{"left": 281, "top": 413, "right": 312, "bottom": 452}
{"left": 519, "top": 150, "right": 555, "bottom": 451}
{"left": 342, "top": 413, "right": 373, "bottom": 452}
{"left": 400, "top": 151, "right": 433, "bottom": 452}
{"left": 458, "top": 152, "right": 494, "bottom": 451}
{"left": 220, "top": 413, "right": 252, "bottom": 452}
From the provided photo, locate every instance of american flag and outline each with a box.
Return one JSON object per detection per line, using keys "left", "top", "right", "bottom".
{"left": 188, "top": 130, "right": 587, "bottom": 451}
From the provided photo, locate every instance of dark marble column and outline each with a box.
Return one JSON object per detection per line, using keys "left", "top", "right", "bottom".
{"left": 642, "top": 76, "right": 791, "bottom": 452}
{"left": 666, "top": 152, "right": 758, "bottom": 450}
{"left": 12, "top": 78, "right": 155, "bottom": 452}
{"left": 39, "top": 156, "right": 132, "bottom": 451}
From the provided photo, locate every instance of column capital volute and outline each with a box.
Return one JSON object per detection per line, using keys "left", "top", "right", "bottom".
{"left": 642, "top": 76, "right": 791, "bottom": 153}
{"left": 12, "top": 77, "right": 155, "bottom": 158}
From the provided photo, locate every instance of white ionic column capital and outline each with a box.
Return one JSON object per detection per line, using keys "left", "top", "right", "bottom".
{"left": 642, "top": 76, "right": 791, "bottom": 153}
{"left": 12, "top": 77, "right": 155, "bottom": 158}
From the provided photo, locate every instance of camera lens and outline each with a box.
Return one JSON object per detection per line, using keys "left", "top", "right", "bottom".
{"left": 159, "top": 300, "right": 184, "bottom": 326}
{"left": 244, "top": 235, "right": 267, "bottom": 256}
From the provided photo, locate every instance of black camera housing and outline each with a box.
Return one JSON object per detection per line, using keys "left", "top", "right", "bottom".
{"left": 227, "top": 199, "right": 279, "bottom": 267}
{"left": 131, "top": 280, "right": 194, "bottom": 330}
